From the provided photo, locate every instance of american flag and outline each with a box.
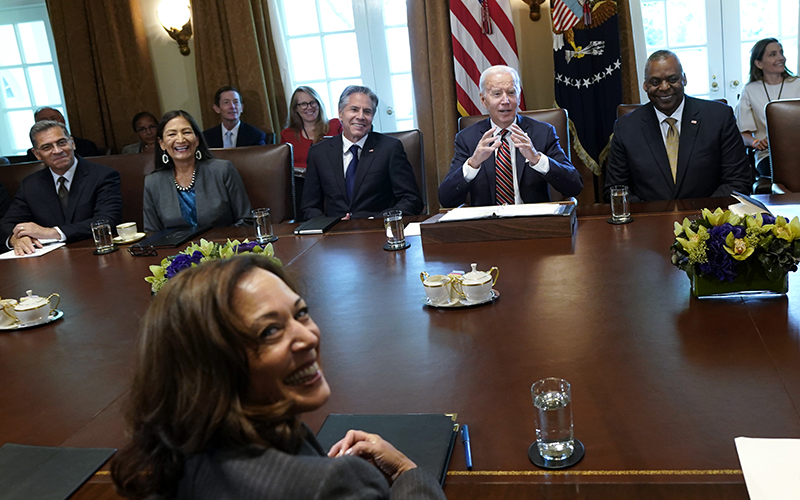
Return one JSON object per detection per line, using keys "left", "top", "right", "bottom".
{"left": 551, "top": 0, "right": 583, "bottom": 33}
{"left": 450, "top": 0, "right": 524, "bottom": 116}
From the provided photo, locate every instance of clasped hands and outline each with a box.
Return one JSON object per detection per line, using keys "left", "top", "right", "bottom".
{"left": 10, "top": 222, "right": 59, "bottom": 256}
{"left": 328, "top": 429, "right": 417, "bottom": 483}
{"left": 752, "top": 137, "right": 769, "bottom": 151}
{"left": 467, "top": 124, "right": 541, "bottom": 169}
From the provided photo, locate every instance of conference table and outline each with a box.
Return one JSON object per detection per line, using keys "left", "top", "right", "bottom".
{"left": 2, "top": 195, "right": 800, "bottom": 500}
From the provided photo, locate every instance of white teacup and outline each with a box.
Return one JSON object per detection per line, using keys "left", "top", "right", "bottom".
{"left": 460, "top": 263, "right": 499, "bottom": 303}
{"left": 117, "top": 222, "right": 138, "bottom": 240}
{"left": 420, "top": 272, "right": 453, "bottom": 305}
{"left": 5, "top": 291, "right": 60, "bottom": 325}
{"left": 0, "top": 299, "right": 18, "bottom": 327}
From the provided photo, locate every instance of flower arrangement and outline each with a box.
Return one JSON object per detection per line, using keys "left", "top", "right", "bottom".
{"left": 670, "top": 208, "right": 800, "bottom": 290}
{"left": 145, "top": 239, "right": 280, "bottom": 293}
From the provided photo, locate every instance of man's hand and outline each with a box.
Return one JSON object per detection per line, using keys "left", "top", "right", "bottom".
{"left": 467, "top": 127, "right": 503, "bottom": 168}
{"left": 10, "top": 235, "right": 43, "bottom": 256}
{"left": 328, "top": 429, "right": 418, "bottom": 483}
{"left": 509, "top": 123, "right": 542, "bottom": 164}
{"left": 13, "top": 222, "right": 59, "bottom": 241}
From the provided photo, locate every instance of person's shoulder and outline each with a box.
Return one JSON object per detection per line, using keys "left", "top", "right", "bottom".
{"left": 687, "top": 96, "right": 732, "bottom": 116}
{"left": 241, "top": 122, "right": 266, "bottom": 134}
{"left": 309, "top": 134, "right": 340, "bottom": 153}
{"left": 202, "top": 157, "right": 236, "bottom": 172}
{"left": 120, "top": 143, "right": 139, "bottom": 154}
{"left": 202, "top": 125, "right": 219, "bottom": 136}
{"left": 78, "top": 156, "right": 118, "bottom": 176}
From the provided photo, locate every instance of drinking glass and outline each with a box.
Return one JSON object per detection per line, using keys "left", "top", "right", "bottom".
{"left": 252, "top": 208, "right": 274, "bottom": 243}
{"left": 91, "top": 219, "right": 114, "bottom": 254}
{"left": 610, "top": 185, "right": 630, "bottom": 222}
{"left": 383, "top": 209, "right": 406, "bottom": 250}
{"left": 531, "top": 377, "right": 574, "bottom": 461}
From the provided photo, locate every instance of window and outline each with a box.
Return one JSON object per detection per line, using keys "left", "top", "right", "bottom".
{"left": 0, "top": 1, "right": 66, "bottom": 156}
{"left": 632, "top": 0, "right": 799, "bottom": 103}
{"left": 275, "top": 0, "right": 415, "bottom": 132}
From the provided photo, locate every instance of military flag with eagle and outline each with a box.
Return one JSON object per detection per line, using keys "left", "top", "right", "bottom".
{"left": 551, "top": 0, "right": 623, "bottom": 174}
{"left": 450, "top": 0, "right": 525, "bottom": 116}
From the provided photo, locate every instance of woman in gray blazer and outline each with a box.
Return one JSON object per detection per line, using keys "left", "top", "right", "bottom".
{"left": 144, "top": 110, "right": 251, "bottom": 232}
{"left": 111, "top": 255, "right": 446, "bottom": 500}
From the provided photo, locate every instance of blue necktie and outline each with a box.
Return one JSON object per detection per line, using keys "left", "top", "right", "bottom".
{"left": 345, "top": 144, "right": 359, "bottom": 202}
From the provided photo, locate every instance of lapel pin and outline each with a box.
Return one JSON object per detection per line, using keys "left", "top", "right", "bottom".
{"left": 369, "top": 149, "right": 374, "bottom": 153}
{"left": 691, "top": 120, "right": 697, "bottom": 124}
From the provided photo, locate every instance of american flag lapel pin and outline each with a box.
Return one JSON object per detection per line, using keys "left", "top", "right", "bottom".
{"left": 369, "top": 149, "right": 374, "bottom": 153}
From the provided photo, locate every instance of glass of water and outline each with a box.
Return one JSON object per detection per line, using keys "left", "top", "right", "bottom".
{"left": 610, "top": 185, "right": 630, "bottom": 222}
{"left": 382, "top": 209, "right": 407, "bottom": 250}
{"left": 531, "top": 377, "right": 574, "bottom": 461}
{"left": 252, "top": 208, "right": 274, "bottom": 243}
{"left": 91, "top": 219, "right": 115, "bottom": 254}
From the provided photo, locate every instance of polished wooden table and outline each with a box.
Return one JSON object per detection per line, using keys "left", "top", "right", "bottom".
{"left": 2, "top": 196, "right": 800, "bottom": 499}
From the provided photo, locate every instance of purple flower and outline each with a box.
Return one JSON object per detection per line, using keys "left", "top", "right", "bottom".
{"left": 234, "top": 241, "right": 265, "bottom": 253}
{"left": 698, "top": 223, "right": 742, "bottom": 281}
{"left": 165, "top": 250, "right": 203, "bottom": 279}
{"left": 762, "top": 214, "right": 776, "bottom": 225}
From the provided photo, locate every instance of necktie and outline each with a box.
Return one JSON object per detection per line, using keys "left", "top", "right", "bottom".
{"left": 495, "top": 130, "right": 515, "bottom": 205}
{"left": 665, "top": 117, "right": 679, "bottom": 183}
{"left": 345, "top": 144, "right": 359, "bottom": 202}
{"left": 224, "top": 130, "right": 233, "bottom": 148}
{"left": 57, "top": 176, "right": 69, "bottom": 213}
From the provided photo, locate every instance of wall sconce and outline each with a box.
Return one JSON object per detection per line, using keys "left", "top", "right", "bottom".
{"left": 157, "top": 1, "right": 193, "bottom": 56}
{"left": 521, "top": 0, "right": 547, "bottom": 21}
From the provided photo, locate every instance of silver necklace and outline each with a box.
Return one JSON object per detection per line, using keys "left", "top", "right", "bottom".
{"left": 174, "top": 168, "right": 196, "bottom": 192}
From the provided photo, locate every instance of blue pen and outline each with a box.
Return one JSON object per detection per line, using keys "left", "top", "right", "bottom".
{"left": 461, "top": 424, "right": 473, "bottom": 470}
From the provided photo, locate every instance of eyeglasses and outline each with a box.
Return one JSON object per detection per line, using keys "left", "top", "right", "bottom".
{"left": 297, "top": 101, "right": 319, "bottom": 110}
{"left": 37, "top": 138, "right": 71, "bottom": 153}
{"left": 128, "top": 245, "right": 157, "bottom": 257}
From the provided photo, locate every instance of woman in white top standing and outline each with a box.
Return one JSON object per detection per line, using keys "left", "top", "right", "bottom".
{"left": 735, "top": 38, "right": 800, "bottom": 178}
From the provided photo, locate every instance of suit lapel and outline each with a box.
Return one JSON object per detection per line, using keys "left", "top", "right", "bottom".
{"left": 641, "top": 105, "right": 676, "bottom": 195}
{"left": 37, "top": 168, "right": 66, "bottom": 224}
{"left": 351, "top": 133, "right": 379, "bottom": 204}
{"left": 675, "top": 98, "right": 700, "bottom": 193}
{"left": 64, "top": 160, "right": 87, "bottom": 222}
{"left": 514, "top": 114, "right": 528, "bottom": 185}
{"left": 476, "top": 119, "right": 497, "bottom": 202}
{"left": 328, "top": 136, "right": 347, "bottom": 202}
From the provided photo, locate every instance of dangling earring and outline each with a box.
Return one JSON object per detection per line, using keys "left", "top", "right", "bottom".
{"left": 195, "top": 149, "right": 202, "bottom": 160}
{"left": 162, "top": 153, "right": 170, "bottom": 164}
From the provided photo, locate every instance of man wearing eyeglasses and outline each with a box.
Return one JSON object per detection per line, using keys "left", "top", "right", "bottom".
{"left": 202, "top": 86, "right": 268, "bottom": 148}
{"left": 0, "top": 121, "right": 122, "bottom": 255}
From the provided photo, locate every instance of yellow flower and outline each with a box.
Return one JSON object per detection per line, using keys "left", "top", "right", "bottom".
{"left": 724, "top": 232, "right": 755, "bottom": 260}
{"left": 703, "top": 207, "right": 740, "bottom": 226}
{"left": 772, "top": 216, "right": 800, "bottom": 242}
{"left": 674, "top": 217, "right": 694, "bottom": 236}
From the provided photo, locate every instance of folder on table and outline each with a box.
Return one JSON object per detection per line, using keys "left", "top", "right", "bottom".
{"left": 294, "top": 216, "right": 340, "bottom": 235}
{"left": 0, "top": 443, "right": 115, "bottom": 500}
{"left": 315, "top": 413, "right": 458, "bottom": 485}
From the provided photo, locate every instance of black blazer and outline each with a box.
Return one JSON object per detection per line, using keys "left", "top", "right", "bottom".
{"left": 605, "top": 96, "right": 753, "bottom": 201}
{"left": 203, "top": 122, "right": 267, "bottom": 148}
{"left": 0, "top": 157, "right": 122, "bottom": 247}
{"left": 301, "top": 132, "right": 424, "bottom": 220}
{"left": 438, "top": 115, "right": 583, "bottom": 207}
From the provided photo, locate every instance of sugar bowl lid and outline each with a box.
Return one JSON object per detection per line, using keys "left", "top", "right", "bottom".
{"left": 15, "top": 290, "right": 49, "bottom": 311}
{"left": 462, "top": 263, "right": 492, "bottom": 285}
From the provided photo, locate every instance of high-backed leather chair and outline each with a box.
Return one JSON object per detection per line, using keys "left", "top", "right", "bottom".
{"left": 385, "top": 129, "right": 427, "bottom": 214}
{"left": 765, "top": 98, "right": 800, "bottom": 193}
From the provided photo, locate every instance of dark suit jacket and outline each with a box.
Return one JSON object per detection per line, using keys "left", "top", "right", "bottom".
{"left": 0, "top": 157, "right": 123, "bottom": 247}
{"left": 24, "top": 136, "right": 100, "bottom": 161}
{"left": 176, "top": 429, "right": 446, "bottom": 500}
{"left": 0, "top": 182, "right": 10, "bottom": 219}
{"left": 604, "top": 96, "right": 753, "bottom": 201}
{"left": 203, "top": 122, "right": 267, "bottom": 148}
{"left": 438, "top": 114, "right": 583, "bottom": 207}
{"left": 301, "top": 132, "right": 424, "bottom": 220}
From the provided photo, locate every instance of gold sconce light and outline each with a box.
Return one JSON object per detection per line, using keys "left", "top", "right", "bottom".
{"left": 521, "top": 0, "right": 547, "bottom": 21}
{"left": 158, "top": 1, "right": 193, "bottom": 56}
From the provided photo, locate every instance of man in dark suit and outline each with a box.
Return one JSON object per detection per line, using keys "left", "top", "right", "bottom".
{"left": 202, "top": 86, "right": 268, "bottom": 148}
{"left": 1, "top": 121, "right": 122, "bottom": 255}
{"left": 604, "top": 50, "right": 752, "bottom": 201}
{"left": 438, "top": 65, "right": 583, "bottom": 207}
{"left": 23, "top": 107, "right": 100, "bottom": 160}
{"left": 300, "top": 85, "right": 423, "bottom": 220}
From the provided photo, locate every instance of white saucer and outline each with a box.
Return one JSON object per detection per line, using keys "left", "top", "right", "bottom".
{"left": 422, "top": 290, "right": 500, "bottom": 308}
{"left": 0, "top": 309, "right": 64, "bottom": 331}
{"left": 113, "top": 232, "right": 146, "bottom": 244}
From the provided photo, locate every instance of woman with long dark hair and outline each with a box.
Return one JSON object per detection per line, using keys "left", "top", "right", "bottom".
{"left": 111, "top": 255, "right": 445, "bottom": 499}
{"left": 143, "top": 110, "right": 251, "bottom": 232}
{"left": 735, "top": 38, "right": 800, "bottom": 177}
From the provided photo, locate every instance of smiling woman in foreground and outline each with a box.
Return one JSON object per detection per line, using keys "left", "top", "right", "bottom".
{"left": 111, "top": 255, "right": 446, "bottom": 499}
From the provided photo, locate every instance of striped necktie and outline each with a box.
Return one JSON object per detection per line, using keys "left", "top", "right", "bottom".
{"left": 665, "top": 117, "right": 679, "bottom": 183}
{"left": 495, "top": 130, "right": 514, "bottom": 205}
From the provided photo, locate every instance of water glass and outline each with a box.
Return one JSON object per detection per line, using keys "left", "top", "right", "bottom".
{"left": 252, "top": 208, "right": 273, "bottom": 243}
{"left": 610, "top": 185, "right": 630, "bottom": 222}
{"left": 383, "top": 209, "right": 406, "bottom": 250}
{"left": 531, "top": 377, "right": 574, "bottom": 461}
{"left": 91, "top": 219, "right": 114, "bottom": 253}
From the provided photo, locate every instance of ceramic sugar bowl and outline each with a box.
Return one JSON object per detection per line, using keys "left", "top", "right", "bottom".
{"left": 459, "top": 263, "right": 499, "bottom": 303}
{"left": 3, "top": 290, "right": 60, "bottom": 325}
